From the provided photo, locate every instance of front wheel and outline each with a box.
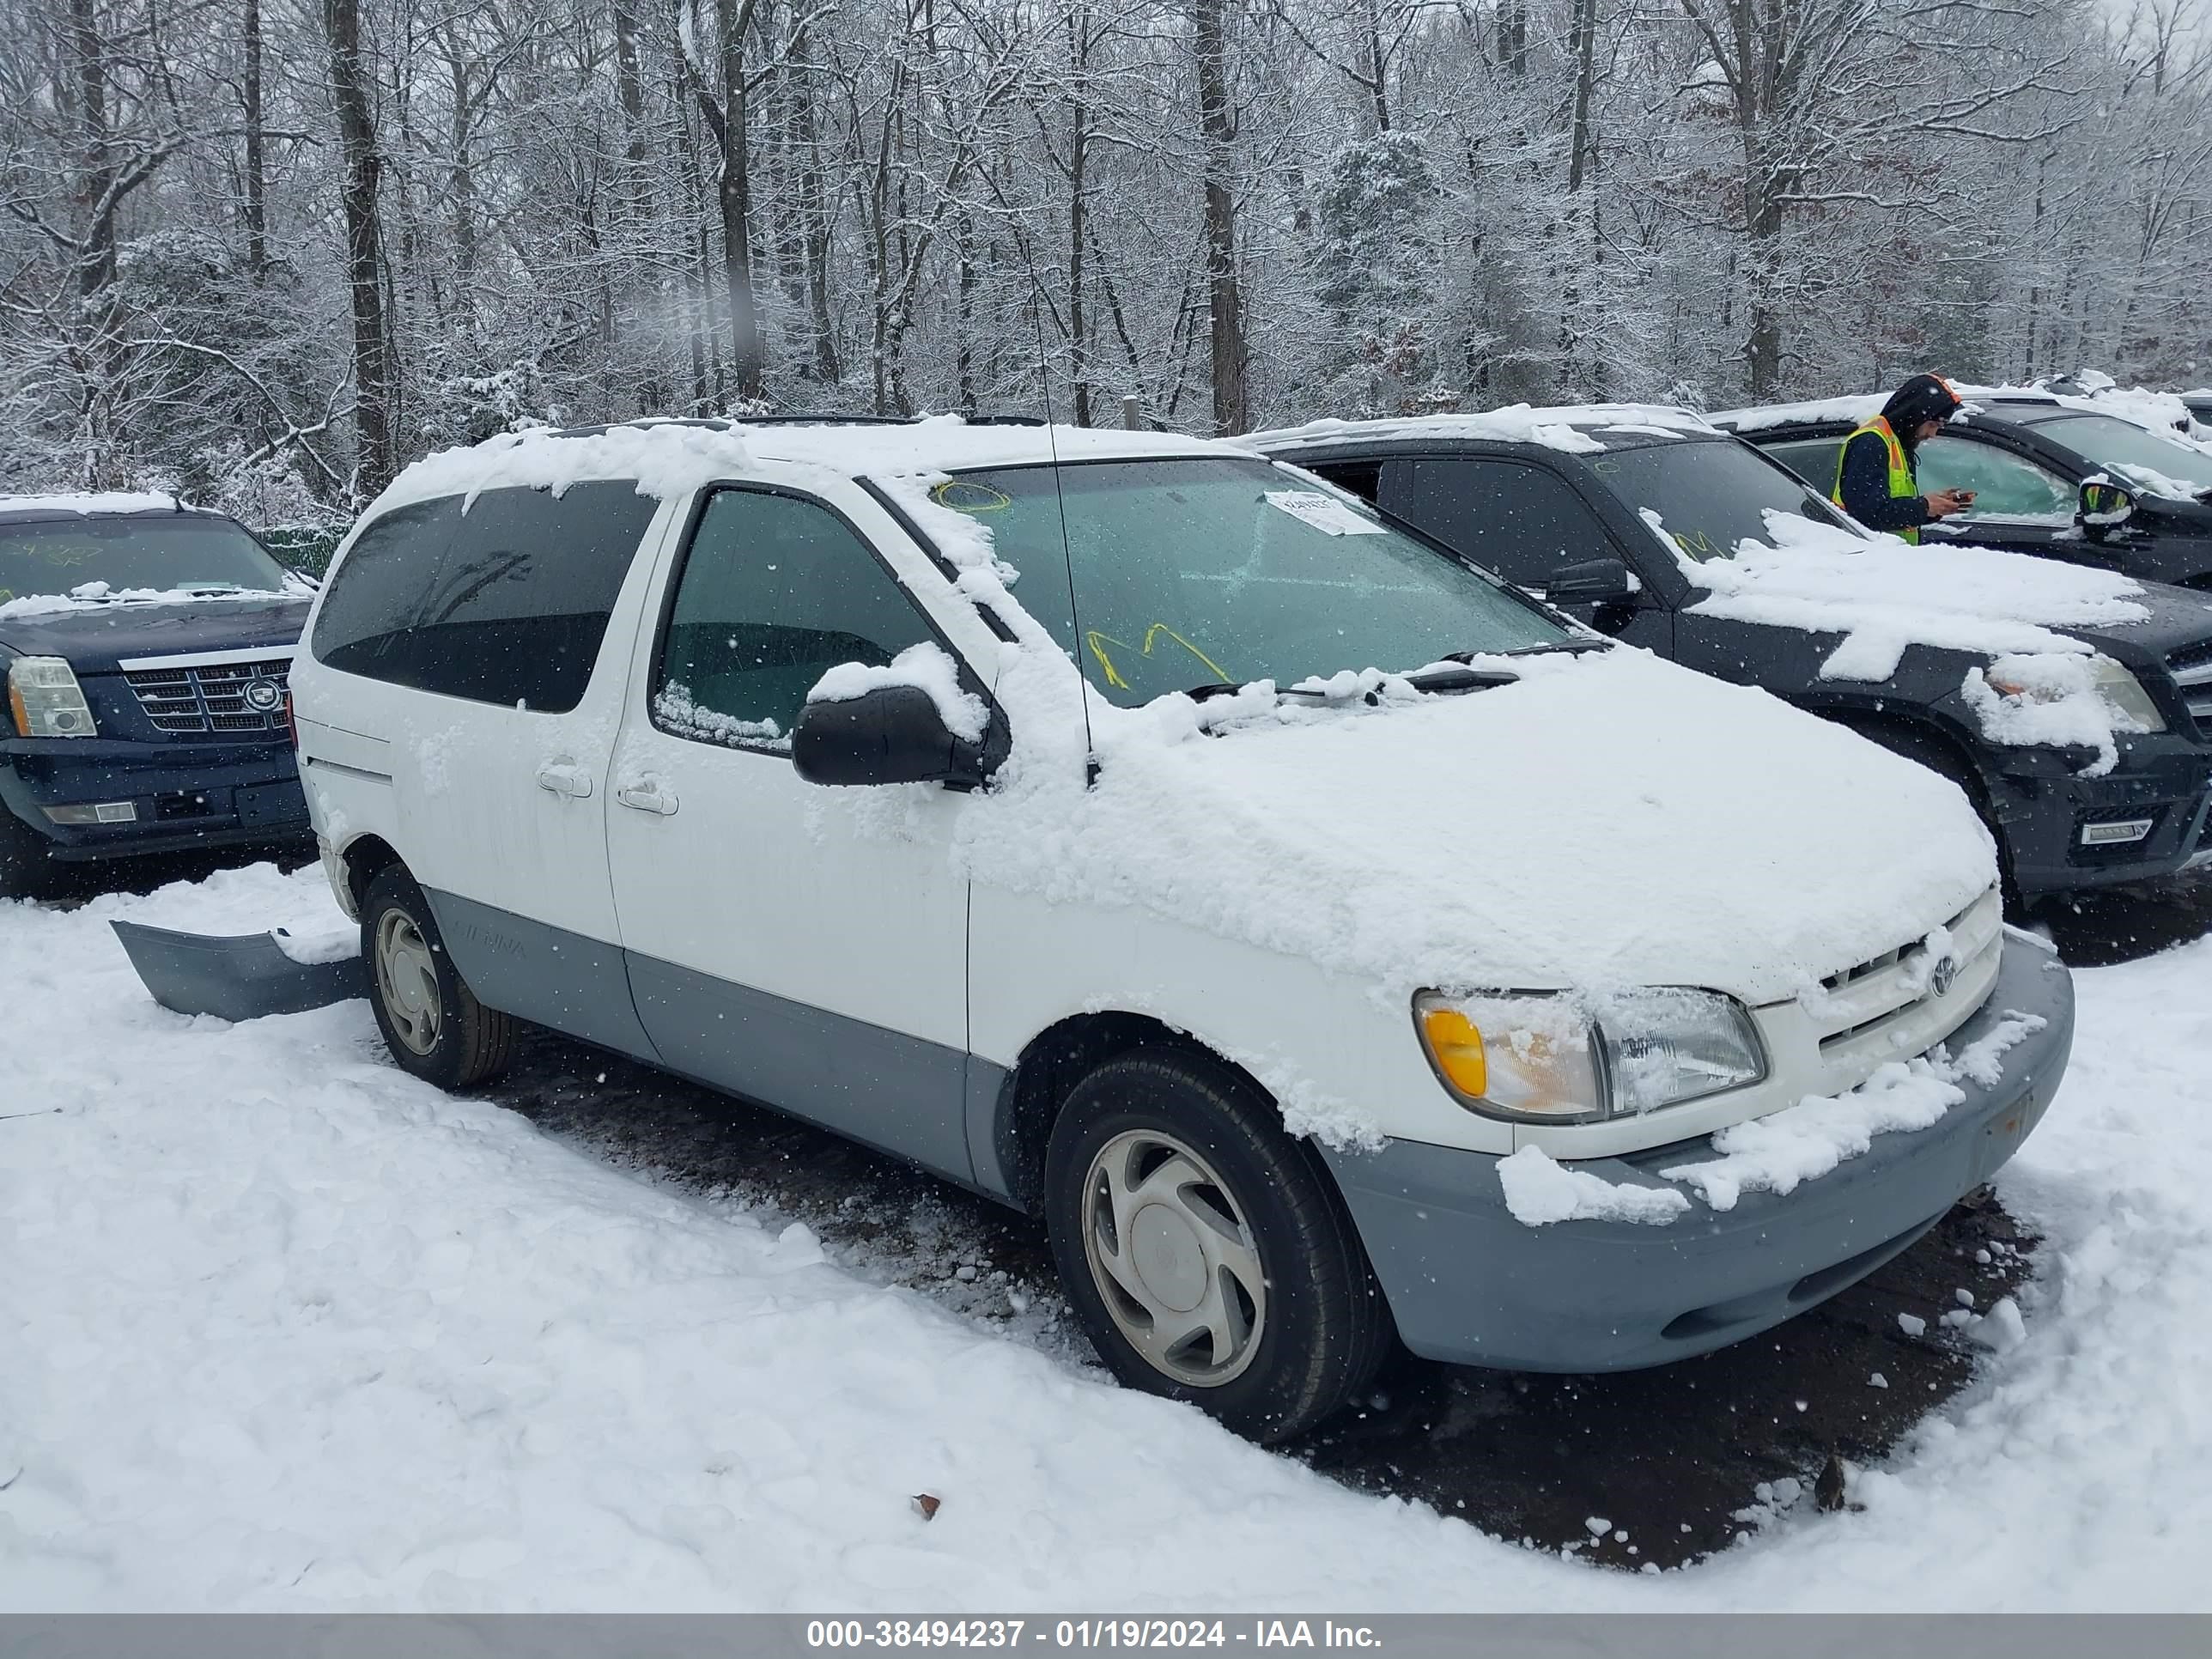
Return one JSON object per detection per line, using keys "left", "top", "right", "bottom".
{"left": 361, "top": 864, "right": 515, "bottom": 1089}
{"left": 1043, "top": 1051, "right": 1391, "bottom": 1443}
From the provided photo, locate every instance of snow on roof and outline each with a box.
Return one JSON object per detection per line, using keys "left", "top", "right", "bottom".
{"left": 369, "top": 416, "right": 1225, "bottom": 514}
{"left": 1650, "top": 508, "right": 2148, "bottom": 681}
{"left": 1249, "top": 404, "right": 1718, "bottom": 454}
{"left": 1711, "top": 385, "right": 2076, "bottom": 433}
{"left": 0, "top": 490, "right": 185, "bottom": 518}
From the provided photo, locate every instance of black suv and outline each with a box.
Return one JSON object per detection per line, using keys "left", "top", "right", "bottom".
{"left": 2, "top": 495, "right": 313, "bottom": 897}
{"left": 1257, "top": 410, "right": 2212, "bottom": 901}
{"left": 1713, "top": 392, "right": 2212, "bottom": 590}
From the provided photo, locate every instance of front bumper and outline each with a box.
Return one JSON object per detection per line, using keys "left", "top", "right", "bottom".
{"left": 1322, "top": 934, "right": 2073, "bottom": 1372}
{"left": 0, "top": 735, "right": 309, "bottom": 860}
{"left": 1991, "top": 730, "right": 2212, "bottom": 896}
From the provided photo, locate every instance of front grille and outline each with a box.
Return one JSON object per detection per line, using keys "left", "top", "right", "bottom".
{"left": 122, "top": 655, "right": 293, "bottom": 737}
{"left": 1810, "top": 887, "right": 2003, "bottom": 1064}
{"left": 2166, "top": 641, "right": 2212, "bottom": 739}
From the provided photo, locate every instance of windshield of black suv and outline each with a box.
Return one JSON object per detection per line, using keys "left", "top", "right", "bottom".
{"left": 1586, "top": 437, "right": 1856, "bottom": 562}
{"left": 0, "top": 514, "right": 291, "bottom": 605}
{"left": 2010, "top": 410, "right": 2212, "bottom": 498}
{"left": 931, "top": 457, "right": 1573, "bottom": 708}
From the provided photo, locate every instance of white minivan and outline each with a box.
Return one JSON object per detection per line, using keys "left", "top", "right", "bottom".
{"left": 291, "top": 416, "right": 2073, "bottom": 1441}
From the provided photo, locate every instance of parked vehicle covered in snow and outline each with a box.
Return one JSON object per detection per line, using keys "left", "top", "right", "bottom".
{"left": 1, "top": 494, "right": 314, "bottom": 898}
{"left": 291, "top": 417, "right": 2072, "bottom": 1441}
{"left": 1258, "top": 407, "right": 2212, "bottom": 900}
{"left": 1713, "top": 389, "right": 2212, "bottom": 589}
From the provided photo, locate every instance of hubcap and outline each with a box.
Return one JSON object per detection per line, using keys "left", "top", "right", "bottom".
{"left": 374, "top": 908, "right": 442, "bottom": 1055}
{"left": 1080, "top": 1128, "right": 1267, "bottom": 1388}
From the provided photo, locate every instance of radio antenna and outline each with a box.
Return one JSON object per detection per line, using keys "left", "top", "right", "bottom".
{"left": 1031, "top": 299, "right": 1097, "bottom": 783}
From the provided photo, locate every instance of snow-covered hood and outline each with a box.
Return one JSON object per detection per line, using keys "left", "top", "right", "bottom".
{"left": 1662, "top": 513, "right": 2157, "bottom": 681}
{"left": 950, "top": 646, "right": 1994, "bottom": 1007}
{"left": 0, "top": 589, "right": 308, "bottom": 672}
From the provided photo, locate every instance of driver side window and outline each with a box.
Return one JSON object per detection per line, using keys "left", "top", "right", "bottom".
{"left": 1393, "top": 459, "right": 1613, "bottom": 590}
{"left": 653, "top": 488, "right": 944, "bottom": 754}
{"left": 1917, "top": 436, "right": 2075, "bottom": 522}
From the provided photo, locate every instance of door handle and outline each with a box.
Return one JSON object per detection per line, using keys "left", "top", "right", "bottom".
{"left": 615, "top": 776, "right": 679, "bottom": 816}
{"left": 534, "top": 761, "right": 594, "bottom": 799}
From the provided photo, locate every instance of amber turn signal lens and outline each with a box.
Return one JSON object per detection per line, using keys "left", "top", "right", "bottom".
{"left": 1419, "top": 1006, "right": 1488, "bottom": 1099}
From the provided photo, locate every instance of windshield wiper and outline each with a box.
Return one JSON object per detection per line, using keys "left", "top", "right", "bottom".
{"left": 1403, "top": 665, "right": 1518, "bottom": 695}
{"left": 1182, "top": 681, "right": 1249, "bottom": 702}
{"left": 1442, "top": 639, "right": 1609, "bottom": 665}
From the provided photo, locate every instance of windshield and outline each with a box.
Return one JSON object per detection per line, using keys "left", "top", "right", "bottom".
{"left": 2027, "top": 413, "right": 2212, "bottom": 497}
{"left": 932, "top": 457, "right": 1571, "bottom": 707}
{"left": 0, "top": 515, "right": 290, "bottom": 605}
{"left": 1588, "top": 439, "right": 1854, "bottom": 561}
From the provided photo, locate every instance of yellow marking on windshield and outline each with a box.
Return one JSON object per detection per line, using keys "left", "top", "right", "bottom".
{"left": 1085, "top": 624, "right": 1231, "bottom": 691}
{"left": 932, "top": 480, "right": 1012, "bottom": 514}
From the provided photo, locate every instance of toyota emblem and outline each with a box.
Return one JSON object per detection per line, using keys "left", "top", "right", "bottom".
{"left": 1929, "top": 956, "right": 1958, "bottom": 997}
{"left": 243, "top": 678, "right": 283, "bottom": 714}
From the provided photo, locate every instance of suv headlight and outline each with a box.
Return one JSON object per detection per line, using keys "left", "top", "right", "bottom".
{"left": 7, "top": 656, "right": 97, "bottom": 738}
{"left": 1414, "top": 987, "right": 1766, "bottom": 1124}
{"left": 1986, "top": 654, "right": 2166, "bottom": 733}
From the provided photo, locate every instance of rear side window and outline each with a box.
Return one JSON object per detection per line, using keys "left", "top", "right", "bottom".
{"left": 652, "top": 487, "right": 942, "bottom": 753}
{"left": 312, "top": 483, "right": 657, "bottom": 712}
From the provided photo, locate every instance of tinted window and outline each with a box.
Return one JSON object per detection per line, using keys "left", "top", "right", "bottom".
{"left": 1300, "top": 459, "right": 1382, "bottom": 503}
{"left": 653, "top": 488, "right": 940, "bottom": 752}
{"left": 1916, "top": 436, "right": 2075, "bottom": 522}
{"left": 938, "top": 457, "right": 1568, "bottom": 708}
{"left": 0, "top": 514, "right": 290, "bottom": 604}
{"left": 1759, "top": 438, "right": 1844, "bottom": 495}
{"left": 2023, "top": 412, "right": 2212, "bottom": 496}
{"left": 312, "top": 483, "right": 656, "bottom": 712}
{"left": 1585, "top": 439, "right": 1851, "bottom": 561}
{"left": 1395, "top": 459, "right": 1613, "bottom": 587}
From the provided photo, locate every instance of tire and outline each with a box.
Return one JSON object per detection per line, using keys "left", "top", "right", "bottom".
{"left": 1043, "top": 1051, "right": 1392, "bottom": 1443}
{"left": 0, "top": 807, "right": 56, "bottom": 902}
{"left": 361, "top": 864, "right": 516, "bottom": 1090}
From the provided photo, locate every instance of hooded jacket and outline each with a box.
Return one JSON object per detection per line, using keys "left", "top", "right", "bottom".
{"left": 1837, "top": 374, "right": 1964, "bottom": 537}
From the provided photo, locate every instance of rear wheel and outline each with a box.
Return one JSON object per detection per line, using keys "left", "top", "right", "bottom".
{"left": 0, "top": 809, "right": 56, "bottom": 902}
{"left": 361, "top": 864, "right": 515, "bottom": 1089}
{"left": 1043, "top": 1051, "right": 1391, "bottom": 1443}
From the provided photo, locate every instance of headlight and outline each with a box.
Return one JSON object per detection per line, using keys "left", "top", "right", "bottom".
{"left": 7, "top": 656, "right": 97, "bottom": 738}
{"left": 1986, "top": 654, "right": 2166, "bottom": 733}
{"left": 1415, "top": 987, "right": 1766, "bottom": 1123}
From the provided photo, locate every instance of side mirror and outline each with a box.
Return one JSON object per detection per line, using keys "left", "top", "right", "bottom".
{"left": 1543, "top": 557, "right": 1640, "bottom": 607}
{"left": 792, "top": 682, "right": 993, "bottom": 790}
{"left": 2079, "top": 478, "right": 2137, "bottom": 538}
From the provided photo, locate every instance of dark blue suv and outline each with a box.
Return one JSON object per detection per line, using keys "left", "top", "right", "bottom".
{"left": 1, "top": 495, "right": 313, "bottom": 898}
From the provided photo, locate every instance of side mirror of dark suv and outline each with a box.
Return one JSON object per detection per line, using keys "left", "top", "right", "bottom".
{"left": 793, "top": 682, "right": 994, "bottom": 790}
{"left": 1544, "top": 558, "right": 1639, "bottom": 606}
{"left": 2079, "top": 478, "right": 2138, "bottom": 538}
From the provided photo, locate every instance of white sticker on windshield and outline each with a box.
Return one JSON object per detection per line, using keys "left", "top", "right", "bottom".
{"left": 1263, "top": 489, "right": 1387, "bottom": 537}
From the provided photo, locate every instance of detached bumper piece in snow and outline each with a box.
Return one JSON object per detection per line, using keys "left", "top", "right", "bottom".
{"left": 111, "top": 920, "right": 363, "bottom": 1021}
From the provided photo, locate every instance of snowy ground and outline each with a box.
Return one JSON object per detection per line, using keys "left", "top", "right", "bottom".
{"left": 3, "top": 861, "right": 2210, "bottom": 1610}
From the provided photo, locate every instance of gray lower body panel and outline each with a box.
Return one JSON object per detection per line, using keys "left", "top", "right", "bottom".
{"left": 1322, "top": 936, "right": 2075, "bottom": 1372}
{"left": 422, "top": 890, "right": 657, "bottom": 1062}
{"left": 625, "top": 951, "right": 983, "bottom": 1190}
